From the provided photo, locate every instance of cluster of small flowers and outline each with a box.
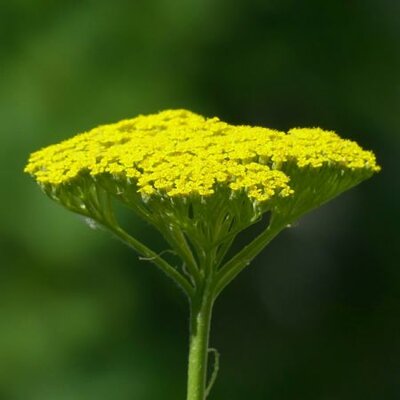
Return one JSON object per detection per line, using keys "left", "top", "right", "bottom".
{"left": 25, "top": 109, "right": 380, "bottom": 203}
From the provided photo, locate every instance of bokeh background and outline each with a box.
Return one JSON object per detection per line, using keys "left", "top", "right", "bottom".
{"left": 1, "top": 1, "right": 399, "bottom": 399}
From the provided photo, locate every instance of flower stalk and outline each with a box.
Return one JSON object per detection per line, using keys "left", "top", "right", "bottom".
{"left": 187, "top": 281, "right": 215, "bottom": 400}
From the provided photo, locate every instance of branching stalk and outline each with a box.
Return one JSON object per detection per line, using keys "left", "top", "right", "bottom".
{"left": 106, "top": 223, "right": 195, "bottom": 297}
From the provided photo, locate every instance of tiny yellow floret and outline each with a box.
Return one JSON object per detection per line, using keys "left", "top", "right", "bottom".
{"left": 25, "top": 109, "right": 380, "bottom": 203}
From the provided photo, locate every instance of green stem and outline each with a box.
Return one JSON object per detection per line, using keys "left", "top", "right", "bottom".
{"left": 105, "top": 223, "right": 195, "bottom": 297}
{"left": 215, "top": 219, "right": 285, "bottom": 297}
{"left": 187, "top": 287, "right": 215, "bottom": 400}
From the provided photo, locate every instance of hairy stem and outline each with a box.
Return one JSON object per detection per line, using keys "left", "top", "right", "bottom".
{"left": 187, "top": 283, "right": 215, "bottom": 400}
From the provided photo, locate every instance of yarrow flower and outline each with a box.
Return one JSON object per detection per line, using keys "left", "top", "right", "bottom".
{"left": 25, "top": 109, "right": 380, "bottom": 400}
{"left": 25, "top": 109, "right": 378, "bottom": 199}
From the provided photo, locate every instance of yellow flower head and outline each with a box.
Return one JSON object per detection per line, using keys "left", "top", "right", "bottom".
{"left": 24, "top": 109, "right": 381, "bottom": 295}
{"left": 25, "top": 109, "right": 379, "bottom": 205}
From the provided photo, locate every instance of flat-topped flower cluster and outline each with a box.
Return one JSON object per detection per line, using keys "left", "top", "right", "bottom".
{"left": 25, "top": 109, "right": 380, "bottom": 203}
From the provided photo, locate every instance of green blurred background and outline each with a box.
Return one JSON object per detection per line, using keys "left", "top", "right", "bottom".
{"left": 1, "top": 1, "right": 399, "bottom": 399}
